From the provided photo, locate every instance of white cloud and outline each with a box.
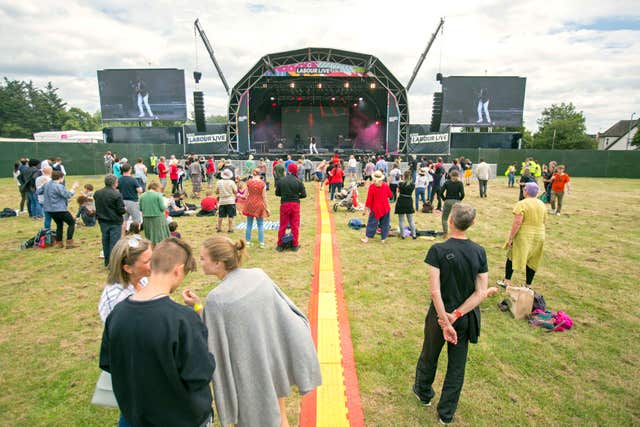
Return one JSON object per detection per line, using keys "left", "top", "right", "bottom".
{"left": 1, "top": 0, "right": 639, "bottom": 133}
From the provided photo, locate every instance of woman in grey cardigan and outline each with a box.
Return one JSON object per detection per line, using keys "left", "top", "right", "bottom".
{"left": 182, "top": 236, "right": 321, "bottom": 427}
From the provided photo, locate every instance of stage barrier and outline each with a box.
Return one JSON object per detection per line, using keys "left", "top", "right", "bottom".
{"left": 1, "top": 141, "right": 639, "bottom": 178}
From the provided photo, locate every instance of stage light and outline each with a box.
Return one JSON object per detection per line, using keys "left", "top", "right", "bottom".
{"left": 352, "top": 103, "right": 357, "bottom": 107}
{"left": 289, "top": 82, "right": 295, "bottom": 88}
{"left": 297, "top": 96, "right": 303, "bottom": 101}
{"left": 270, "top": 96, "right": 275, "bottom": 101}
{"left": 344, "top": 82, "right": 350, "bottom": 88}
{"left": 317, "top": 83, "right": 322, "bottom": 89}
{"left": 358, "top": 97, "right": 363, "bottom": 101}
{"left": 370, "top": 82, "right": 376, "bottom": 89}
{"left": 375, "top": 120, "right": 381, "bottom": 126}
{"left": 331, "top": 97, "right": 336, "bottom": 102}
{"left": 271, "top": 102, "right": 277, "bottom": 107}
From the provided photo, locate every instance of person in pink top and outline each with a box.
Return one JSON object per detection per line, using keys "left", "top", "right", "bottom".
{"left": 361, "top": 170, "right": 393, "bottom": 244}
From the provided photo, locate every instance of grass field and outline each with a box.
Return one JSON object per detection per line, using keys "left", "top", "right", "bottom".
{"left": 0, "top": 175, "right": 638, "bottom": 426}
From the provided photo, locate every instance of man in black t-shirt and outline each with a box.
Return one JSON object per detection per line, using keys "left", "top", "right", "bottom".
{"left": 413, "top": 204, "right": 497, "bottom": 425}
{"left": 100, "top": 238, "right": 215, "bottom": 427}
{"left": 118, "top": 163, "right": 142, "bottom": 229}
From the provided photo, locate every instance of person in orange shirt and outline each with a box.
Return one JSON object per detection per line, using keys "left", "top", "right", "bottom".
{"left": 549, "top": 165, "right": 570, "bottom": 216}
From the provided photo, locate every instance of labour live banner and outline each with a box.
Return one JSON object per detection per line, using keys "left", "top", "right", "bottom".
{"left": 184, "top": 124, "right": 229, "bottom": 154}
{"left": 263, "top": 61, "right": 374, "bottom": 78}
{"left": 407, "top": 125, "right": 450, "bottom": 155}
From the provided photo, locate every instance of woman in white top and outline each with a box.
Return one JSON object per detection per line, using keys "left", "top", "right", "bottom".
{"left": 347, "top": 155, "right": 358, "bottom": 181}
{"left": 98, "top": 235, "right": 153, "bottom": 323}
{"left": 133, "top": 158, "right": 148, "bottom": 191}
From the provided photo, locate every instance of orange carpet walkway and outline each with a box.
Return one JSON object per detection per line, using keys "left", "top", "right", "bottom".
{"left": 300, "top": 185, "right": 364, "bottom": 427}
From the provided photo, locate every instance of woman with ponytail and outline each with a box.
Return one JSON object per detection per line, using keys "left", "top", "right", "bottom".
{"left": 181, "top": 236, "right": 321, "bottom": 427}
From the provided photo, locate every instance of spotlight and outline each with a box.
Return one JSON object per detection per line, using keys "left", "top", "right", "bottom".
{"left": 358, "top": 97, "right": 363, "bottom": 101}
{"left": 331, "top": 97, "right": 336, "bottom": 102}
{"left": 271, "top": 102, "right": 277, "bottom": 107}
{"left": 297, "top": 96, "right": 303, "bottom": 101}
{"left": 375, "top": 120, "right": 381, "bottom": 126}
{"left": 352, "top": 103, "right": 357, "bottom": 107}
{"left": 317, "top": 83, "right": 322, "bottom": 89}
{"left": 344, "top": 82, "right": 350, "bottom": 88}
{"left": 370, "top": 82, "right": 376, "bottom": 89}
{"left": 270, "top": 96, "right": 275, "bottom": 101}
{"left": 289, "top": 82, "right": 295, "bottom": 89}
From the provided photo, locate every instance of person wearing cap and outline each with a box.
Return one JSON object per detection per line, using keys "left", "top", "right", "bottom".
{"left": 499, "top": 181, "right": 547, "bottom": 288}
{"left": 216, "top": 169, "right": 238, "bottom": 233}
{"left": 275, "top": 163, "right": 306, "bottom": 252}
{"left": 415, "top": 167, "right": 429, "bottom": 211}
{"left": 361, "top": 170, "right": 393, "bottom": 243}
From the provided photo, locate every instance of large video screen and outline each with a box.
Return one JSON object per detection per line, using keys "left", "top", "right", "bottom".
{"left": 97, "top": 69, "right": 187, "bottom": 121}
{"left": 281, "top": 106, "right": 349, "bottom": 150}
{"left": 441, "top": 76, "right": 526, "bottom": 127}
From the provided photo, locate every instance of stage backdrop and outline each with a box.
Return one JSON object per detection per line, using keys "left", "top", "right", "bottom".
{"left": 97, "top": 69, "right": 187, "bottom": 122}
{"left": 440, "top": 76, "right": 526, "bottom": 127}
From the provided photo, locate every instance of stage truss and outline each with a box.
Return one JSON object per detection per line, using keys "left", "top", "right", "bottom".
{"left": 228, "top": 48, "right": 409, "bottom": 153}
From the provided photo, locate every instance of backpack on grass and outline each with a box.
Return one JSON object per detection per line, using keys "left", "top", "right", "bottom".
{"left": 422, "top": 201, "right": 433, "bottom": 213}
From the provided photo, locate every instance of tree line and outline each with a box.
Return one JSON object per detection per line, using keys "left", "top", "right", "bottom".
{"left": 2, "top": 78, "right": 632, "bottom": 148}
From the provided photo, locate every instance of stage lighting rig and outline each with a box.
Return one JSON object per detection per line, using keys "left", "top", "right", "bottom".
{"left": 193, "top": 71, "right": 202, "bottom": 84}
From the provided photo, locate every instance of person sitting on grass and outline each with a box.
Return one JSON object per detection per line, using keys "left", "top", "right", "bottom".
{"left": 100, "top": 238, "right": 215, "bottom": 427}
{"left": 197, "top": 191, "right": 218, "bottom": 216}
{"left": 169, "top": 221, "right": 181, "bottom": 239}
{"left": 413, "top": 203, "right": 498, "bottom": 425}
{"left": 76, "top": 195, "right": 96, "bottom": 227}
{"left": 126, "top": 222, "right": 141, "bottom": 238}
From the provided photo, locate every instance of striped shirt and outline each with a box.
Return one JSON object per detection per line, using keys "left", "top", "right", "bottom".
{"left": 98, "top": 278, "right": 148, "bottom": 323}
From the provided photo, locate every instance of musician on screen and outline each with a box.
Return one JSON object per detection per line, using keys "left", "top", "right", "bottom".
{"left": 309, "top": 136, "right": 318, "bottom": 154}
{"left": 476, "top": 88, "right": 491, "bottom": 124}
{"left": 132, "top": 74, "right": 155, "bottom": 118}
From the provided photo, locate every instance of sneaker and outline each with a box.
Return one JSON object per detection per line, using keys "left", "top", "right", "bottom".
{"left": 439, "top": 417, "right": 452, "bottom": 425}
{"left": 556, "top": 212, "right": 561, "bottom": 216}
{"left": 292, "top": 246, "right": 300, "bottom": 252}
{"left": 412, "top": 386, "right": 432, "bottom": 406}
{"left": 98, "top": 251, "right": 105, "bottom": 259}
{"left": 276, "top": 246, "right": 284, "bottom": 252}
{"left": 246, "top": 241, "right": 253, "bottom": 247}
{"left": 259, "top": 243, "right": 265, "bottom": 249}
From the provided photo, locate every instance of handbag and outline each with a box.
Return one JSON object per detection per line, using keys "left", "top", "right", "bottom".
{"left": 91, "top": 370, "right": 119, "bottom": 408}
{"left": 505, "top": 286, "right": 534, "bottom": 320}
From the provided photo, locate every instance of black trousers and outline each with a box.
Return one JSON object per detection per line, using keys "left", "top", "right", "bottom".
{"left": 478, "top": 179, "right": 488, "bottom": 197}
{"left": 429, "top": 187, "right": 443, "bottom": 210}
{"left": 100, "top": 222, "right": 122, "bottom": 267}
{"left": 414, "top": 305, "right": 470, "bottom": 423}
{"left": 48, "top": 211, "right": 75, "bottom": 242}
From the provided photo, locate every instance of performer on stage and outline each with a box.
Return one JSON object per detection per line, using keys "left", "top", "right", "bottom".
{"left": 476, "top": 88, "right": 491, "bottom": 124}
{"left": 132, "top": 74, "right": 155, "bottom": 119}
{"left": 309, "top": 136, "right": 318, "bottom": 154}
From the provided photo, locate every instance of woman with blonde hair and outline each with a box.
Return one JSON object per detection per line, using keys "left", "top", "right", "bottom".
{"left": 361, "top": 170, "right": 393, "bottom": 243}
{"left": 182, "top": 236, "right": 321, "bottom": 427}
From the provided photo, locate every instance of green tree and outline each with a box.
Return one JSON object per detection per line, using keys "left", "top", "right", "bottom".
{"left": 63, "top": 107, "right": 101, "bottom": 131}
{"left": 532, "top": 103, "right": 595, "bottom": 149}
{"left": 631, "top": 126, "right": 640, "bottom": 148}
{"left": 206, "top": 114, "right": 227, "bottom": 124}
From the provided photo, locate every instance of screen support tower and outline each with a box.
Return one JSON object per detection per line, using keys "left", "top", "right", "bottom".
{"left": 194, "top": 18, "right": 230, "bottom": 96}
{"left": 406, "top": 18, "right": 444, "bottom": 92}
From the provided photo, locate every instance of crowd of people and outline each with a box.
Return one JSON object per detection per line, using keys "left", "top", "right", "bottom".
{"left": 13, "top": 150, "right": 572, "bottom": 425}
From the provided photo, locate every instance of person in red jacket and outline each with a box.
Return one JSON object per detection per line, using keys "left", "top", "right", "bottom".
{"left": 328, "top": 163, "right": 345, "bottom": 200}
{"left": 361, "top": 170, "right": 393, "bottom": 243}
{"left": 169, "top": 160, "right": 179, "bottom": 194}
{"left": 157, "top": 156, "right": 168, "bottom": 193}
{"left": 205, "top": 156, "right": 216, "bottom": 188}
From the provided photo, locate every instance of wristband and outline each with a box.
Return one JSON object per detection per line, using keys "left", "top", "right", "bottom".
{"left": 454, "top": 310, "right": 462, "bottom": 319}
{"left": 193, "top": 303, "right": 203, "bottom": 312}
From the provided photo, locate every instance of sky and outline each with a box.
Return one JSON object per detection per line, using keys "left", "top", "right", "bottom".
{"left": 1, "top": 0, "right": 639, "bottom": 134}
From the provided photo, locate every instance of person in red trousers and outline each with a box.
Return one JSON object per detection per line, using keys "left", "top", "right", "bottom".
{"left": 275, "top": 163, "right": 306, "bottom": 252}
